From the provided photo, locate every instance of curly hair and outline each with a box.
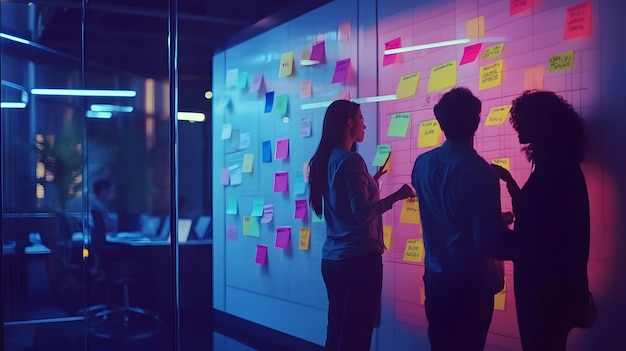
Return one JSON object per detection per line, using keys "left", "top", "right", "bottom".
{"left": 509, "top": 90, "right": 585, "bottom": 164}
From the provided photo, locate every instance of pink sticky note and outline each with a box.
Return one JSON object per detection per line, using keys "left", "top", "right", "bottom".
{"left": 255, "top": 244, "right": 268, "bottom": 265}
{"left": 332, "top": 58, "right": 351, "bottom": 83}
{"left": 383, "top": 37, "right": 402, "bottom": 66}
{"left": 275, "top": 227, "right": 291, "bottom": 249}
{"left": 300, "top": 80, "right": 312, "bottom": 99}
{"left": 226, "top": 224, "right": 238, "bottom": 241}
{"left": 310, "top": 41, "right": 325, "bottom": 62}
{"left": 294, "top": 199, "right": 308, "bottom": 219}
{"left": 221, "top": 168, "right": 229, "bottom": 185}
{"left": 249, "top": 72, "right": 264, "bottom": 93}
{"left": 510, "top": 0, "right": 533, "bottom": 16}
{"left": 275, "top": 138, "right": 290, "bottom": 160}
{"left": 460, "top": 43, "right": 482, "bottom": 65}
{"left": 273, "top": 171, "right": 289, "bottom": 192}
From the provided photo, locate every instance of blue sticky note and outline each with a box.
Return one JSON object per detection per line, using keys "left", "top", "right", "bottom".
{"left": 264, "top": 91, "right": 275, "bottom": 113}
{"left": 262, "top": 140, "right": 272, "bottom": 163}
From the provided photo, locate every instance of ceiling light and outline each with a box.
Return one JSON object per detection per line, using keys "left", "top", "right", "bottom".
{"left": 301, "top": 95, "right": 397, "bottom": 110}
{"left": 31, "top": 89, "right": 136, "bottom": 97}
{"left": 178, "top": 112, "right": 205, "bottom": 122}
{"left": 1, "top": 102, "right": 27, "bottom": 109}
{"left": 90, "top": 104, "right": 134, "bottom": 112}
{"left": 384, "top": 39, "right": 471, "bottom": 55}
{"left": 204, "top": 91, "right": 213, "bottom": 99}
{"left": 300, "top": 59, "right": 320, "bottom": 66}
{"left": 0, "top": 32, "right": 31, "bottom": 45}
{"left": 86, "top": 110, "right": 112, "bottom": 119}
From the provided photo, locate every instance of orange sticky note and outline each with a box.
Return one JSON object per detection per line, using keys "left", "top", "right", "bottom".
{"left": 494, "top": 277, "right": 507, "bottom": 310}
{"left": 492, "top": 158, "right": 510, "bottom": 171}
{"left": 402, "top": 238, "right": 424, "bottom": 263}
{"left": 299, "top": 227, "right": 311, "bottom": 250}
{"left": 400, "top": 198, "right": 421, "bottom": 224}
{"left": 563, "top": 1, "right": 592, "bottom": 40}
{"left": 524, "top": 66, "right": 544, "bottom": 90}
{"left": 466, "top": 16, "right": 485, "bottom": 39}
{"left": 279, "top": 51, "right": 294, "bottom": 77}
{"left": 383, "top": 226, "right": 392, "bottom": 249}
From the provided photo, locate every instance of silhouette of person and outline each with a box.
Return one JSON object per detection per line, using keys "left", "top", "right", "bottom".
{"left": 492, "top": 90, "right": 591, "bottom": 351}
{"left": 308, "top": 100, "right": 414, "bottom": 351}
{"left": 411, "top": 87, "right": 513, "bottom": 351}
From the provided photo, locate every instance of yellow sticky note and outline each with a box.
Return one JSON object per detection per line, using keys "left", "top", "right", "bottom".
{"left": 383, "top": 226, "right": 392, "bottom": 249}
{"left": 418, "top": 119, "right": 442, "bottom": 148}
{"left": 279, "top": 51, "right": 294, "bottom": 77}
{"left": 427, "top": 60, "right": 457, "bottom": 92}
{"left": 403, "top": 238, "right": 425, "bottom": 263}
{"left": 420, "top": 287, "right": 426, "bottom": 305}
{"left": 524, "top": 66, "right": 544, "bottom": 90}
{"left": 242, "top": 153, "right": 254, "bottom": 173}
{"left": 243, "top": 217, "right": 251, "bottom": 235}
{"left": 466, "top": 16, "right": 485, "bottom": 39}
{"left": 549, "top": 50, "right": 574, "bottom": 72}
{"left": 485, "top": 105, "right": 511, "bottom": 126}
{"left": 395, "top": 72, "right": 420, "bottom": 99}
{"left": 400, "top": 198, "right": 421, "bottom": 224}
{"left": 299, "top": 227, "right": 311, "bottom": 250}
{"left": 494, "top": 277, "right": 507, "bottom": 311}
{"left": 482, "top": 43, "right": 504, "bottom": 59}
{"left": 492, "top": 158, "right": 510, "bottom": 171}
{"left": 479, "top": 59, "right": 504, "bottom": 90}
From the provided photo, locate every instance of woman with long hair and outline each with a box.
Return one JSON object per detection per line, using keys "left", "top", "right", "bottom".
{"left": 308, "top": 100, "right": 414, "bottom": 351}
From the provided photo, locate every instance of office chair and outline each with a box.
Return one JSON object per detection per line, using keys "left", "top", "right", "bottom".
{"left": 88, "top": 209, "right": 162, "bottom": 343}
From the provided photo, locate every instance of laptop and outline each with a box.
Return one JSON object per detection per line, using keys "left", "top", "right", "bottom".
{"left": 194, "top": 216, "right": 212, "bottom": 240}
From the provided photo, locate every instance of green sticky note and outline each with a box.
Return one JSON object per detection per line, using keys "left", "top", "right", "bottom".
{"left": 312, "top": 201, "right": 325, "bottom": 222}
{"left": 387, "top": 113, "right": 411, "bottom": 137}
{"left": 372, "top": 144, "right": 391, "bottom": 166}
{"left": 251, "top": 199, "right": 264, "bottom": 217}
{"left": 274, "top": 94, "right": 289, "bottom": 117}
{"left": 227, "top": 198, "right": 238, "bottom": 215}
{"left": 237, "top": 71, "right": 248, "bottom": 90}
{"left": 249, "top": 217, "right": 260, "bottom": 237}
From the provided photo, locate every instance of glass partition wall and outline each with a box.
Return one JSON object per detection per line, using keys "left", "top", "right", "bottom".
{"left": 1, "top": 1, "right": 209, "bottom": 350}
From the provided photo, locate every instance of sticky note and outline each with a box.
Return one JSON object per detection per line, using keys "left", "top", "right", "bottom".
{"left": 310, "top": 41, "right": 325, "bottom": 62}
{"left": 274, "top": 94, "right": 289, "bottom": 117}
{"left": 466, "top": 16, "right": 485, "bottom": 39}
{"left": 273, "top": 171, "right": 289, "bottom": 192}
{"left": 221, "top": 123, "right": 232, "bottom": 140}
{"left": 275, "top": 227, "right": 291, "bottom": 249}
{"left": 242, "top": 153, "right": 254, "bottom": 173}
{"left": 254, "top": 245, "right": 268, "bottom": 265}
{"left": 383, "top": 226, "right": 392, "bottom": 249}
{"left": 226, "top": 224, "right": 238, "bottom": 241}
{"left": 221, "top": 168, "right": 229, "bottom": 185}
{"left": 387, "top": 113, "right": 411, "bottom": 137}
{"left": 548, "top": 50, "right": 574, "bottom": 72}
{"left": 428, "top": 60, "right": 457, "bottom": 92}
{"left": 338, "top": 22, "right": 350, "bottom": 40}
{"left": 251, "top": 199, "right": 264, "bottom": 217}
{"left": 403, "top": 238, "right": 425, "bottom": 262}
{"left": 299, "top": 227, "right": 311, "bottom": 250}
{"left": 485, "top": 105, "right": 512, "bottom": 126}
{"left": 230, "top": 130, "right": 240, "bottom": 151}
{"left": 381, "top": 154, "right": 392, "bottom": 175}
{"left": 237, "top": 71, "right": 248, "bottom": 90}
{"left": 524, "top": 66, "right": 544, "bottom": 90}
{"left": 312, "top": 211, "right": 325, "bottom": 222}
{"left": 303, "top": 162, "right": 310, "bottom": 183}
{"left": 260, "top": 205, "right": 274, "bottom": 223}
{"left": 262, "top": 140, "right": 272, "bottom": 163}
{"left": 279, "top": 51, "right": 294, "bottom": 78}
{"left": 395, "top": 72, "right": 420, "bottom": 99}
{"left": 249, "top": 217, "right": 260, "bottom": 237}
{"left": 226, "top": 198, "right": 238, "bottom": 215}
{"left": 510, "top": 0, "right": 533, "bottom": 16}
{"left": 300, "top": 80, "right": 312, "bottom": 99}
{"left": 332, "top": 58, "right": 351, "bottom": 84}
{"left": 418, "top": 120, "right": 442, "bottom": 148}
{"left": 294, "top": 174, "right": 306, "bottom": 195}
{"left": 243, "top": 217, "right": 251, "bottom": 235}
{"left": 492, "top": 158, "right": 510, "bottom": 171}
{"left": 372, "top": 145, "right": 391, "bottom": 166}
{"left": 225, "top": 68, "right": 238, "bottom": 88}
{"left": 494, "top": 277, "right": 507, "bottom": 310}
{"left": 295, "top": 199, "right": 308, "bottom": 219}
{"left": 275, "top": 138, "right": 290, "bottom": 160}
{"left": 479, "top": 59, "right": 504, "bottom": 90}
{"left": 383, "top": 37, "right": 402, "bottom": 66}
{"left": 459, "top": 43, "right": 482, "bottom": 65}
{"left": 264, "top": 91, "right": 274, "bottom": 113}
{"left": 482, "top": 43, "right": 504, "bottom": 60}
{"left": 229, "top": 165, "right": 242, "bottom": 186}
{"left": 563, "top": 1, "right": 592, "bottom": 40}
{"left": 250, "top": 72, "right": 264, "bottom": 93}
{"left": 400, "top": 197, "right": 421, "bottom": 224}
{"left": 300, "top": 116, "right": 312, "bottom": 138}
{"left": 239, "top": 133, "right": 251, "bottom": 150}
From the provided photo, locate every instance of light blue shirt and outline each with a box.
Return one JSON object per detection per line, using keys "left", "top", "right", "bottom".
{"left": 322, "top": 148, "right": 394, "bottom": 260}
{"left": 411, "top": 140, "right": 512, "bottom": 293}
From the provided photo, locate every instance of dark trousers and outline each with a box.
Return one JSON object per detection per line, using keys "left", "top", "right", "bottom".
{"left": 321, "top": 252, "right": 382, "bottom": 351}
{"left": 424, "top": 272, "right": 495, "bottom": 351}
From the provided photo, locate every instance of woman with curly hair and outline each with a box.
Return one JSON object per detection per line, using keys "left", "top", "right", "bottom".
{"left": 492, "top": 91, "right": 592, "bottom": 351}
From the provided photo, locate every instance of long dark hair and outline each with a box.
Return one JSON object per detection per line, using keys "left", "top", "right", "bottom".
{"left": 308, "top": 100, "right": 360, "bottom": 216}
{"left": 509, "top": 90, "right": 585, "bottom": 164}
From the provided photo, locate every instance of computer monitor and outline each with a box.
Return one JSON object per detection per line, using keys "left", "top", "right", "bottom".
{"left": 177, "top": 219, "right": 193, "bottom": 243}
{"left": 140, "top": 215, "right": 161, "bottom": 237}
{"left": 194, "top": 216, "right": 212, "bottom": 240}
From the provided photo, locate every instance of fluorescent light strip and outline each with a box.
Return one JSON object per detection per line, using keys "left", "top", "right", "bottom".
{"left": 384, "top": 39, "right": 471, "bottom": 55}
{"left": 90, "top": 104, "right": 134, "bottom": 112}
{"left": 178, "top": 112, "right": 205, "bottom": 122}
{"left": 0, "top": 32, "right": 31, "bottom": 45}
{"left": 301, "top": 95, "right": 398, "bottom": 110}
{"left": 300, "top": 101, "right": 333, "bottom": 110}
{"left": 86, "top": 110, "right": 112, "bottom": 119}
{"left": 31, "top": 89, "right": 136, "bottom": 97}
{"left": 300, "top": 59, "right": 320, "bottom": 66}
{"left": 1, "top": 102, "right": 27, "bottom": 109}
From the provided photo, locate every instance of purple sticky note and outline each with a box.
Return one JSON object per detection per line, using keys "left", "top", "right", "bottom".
{"left": 310, "top": 41, "right": 325, "bottom": 62}
{"left": 383, "top": 37, "right": 401, "bottom": 66}
{"left": 226, "top": 224, "right": 238, "bottom": 241}
{"left": 221, "top": 168, "right": 229, "bottom": 185}
{"left": 332, "top": 58, "right": 351, "bottom": 84}
{"left": 294, "top": 199, "right": 308, "bottom": 219}
{"left": 249, "top": 72, "right": 264, "bottom": 93}
{"left": 275, "top": 227, "right": 291, "bottom": 249}
{"left": 273, "top": 171, "right": 289, "bottom": 192}
{"left": 275, "top": 138, "right": 290, "bottom": 160}
{"left": 255, "top": 244, "right": 268, "bottom": 265}
{"left": 459, "top": 43, "right": 482, "bottom": 65}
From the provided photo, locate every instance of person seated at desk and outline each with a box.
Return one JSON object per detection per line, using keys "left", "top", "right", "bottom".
{"left": 89, "top": 179, "right": 117, "bottom": 274}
